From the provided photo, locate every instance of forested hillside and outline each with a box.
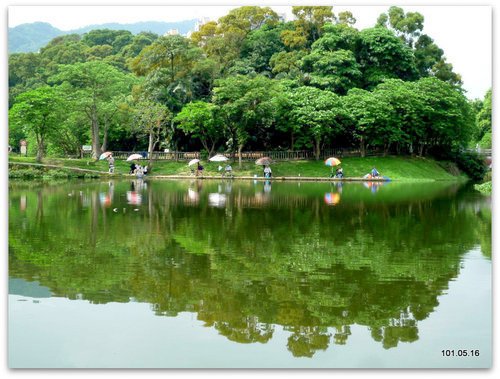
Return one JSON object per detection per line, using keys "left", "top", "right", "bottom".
{"left": 8, "top": 20, "right": 197, "bottom": 53}
{"left": 8, "top": 6, "right": 491, "bottom": 167}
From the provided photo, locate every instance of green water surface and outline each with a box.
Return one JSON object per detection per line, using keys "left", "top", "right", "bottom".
{"left": 8, "top": 179, "right": 492, "bottom": 368}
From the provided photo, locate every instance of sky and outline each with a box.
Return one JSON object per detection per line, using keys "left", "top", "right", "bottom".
{"left": 5, "top": 1, "right": 494, "bottom": 100}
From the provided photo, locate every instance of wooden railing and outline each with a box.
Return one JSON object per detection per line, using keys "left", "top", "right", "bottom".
{"left": 82, "top": 148, "right": 387, "bottom": 161}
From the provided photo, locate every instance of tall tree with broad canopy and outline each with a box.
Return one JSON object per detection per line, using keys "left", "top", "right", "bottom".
{"left": 412, "top": 77, "right": 473, "bottom": 156}
{"left": 9, "top": 86, "right": 63, "bottom": 162}
{"left": 286, "top": 86, "right": 345, "bottom": 160}
{"left": 132, "top": 98, "right": 171, "bottom": 171}
{"left": 356, "top": 27, "right": 418, "bottom": 89}
{"left": 475, "top": 89, "right": 492, "bottom": 147}
{"left": 376, "top": 6, "right": 424, "bottom": 48}
{"left": 174, "top": 101, "right": 222, "bottom": 158}
{"left": 49, "top": 60, "right": 138, "bottom": 159}
{"left": 213, "top": 75, "right": 281, "bottom": 166}
{"left": 343, "top": 88, "right": 394, "bottom": 157}
{"left": 281, "top": 6, "right": 336, "bottom": 49}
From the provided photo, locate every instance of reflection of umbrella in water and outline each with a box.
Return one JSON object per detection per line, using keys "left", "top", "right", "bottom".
{"left": 187, "top": 188, "right": 199, "bottom": 203}
{"left": 126, "top": 191, "right": 142, "bottom": 205}
{"left": 99, "top": 151, "right": 113, "bottom": 160}
{"left": 126, "top": 153, "right": 144, "bottom": 161}
{"left": 99, "top": 192, "right": 112, "bottom": 207}
{"left": 324, "top": 192, "right": 340, "bottom": 205}
{"left": 209, "top": 154, "right": 229, "bottom": 162}
{"left": 188, "top": 158, "right": 200, "bottom": 166}
{"left": 208, "top": 193, "right": 226, "bottom": 208}
{"left": 255, "top": 157, "right": 272, "bottom": 165}
{"left": 324, "top": 157, "right": 341, "bottom": 167}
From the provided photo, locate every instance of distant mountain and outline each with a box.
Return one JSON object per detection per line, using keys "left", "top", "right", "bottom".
{"left": 8, "top": 20, "right": 198, "bottom": 53}
{"left": 9, "top": 22, "right": 64, "bottom": 53}
{"left": 72, "top": 20, "right": 197, "bottom": 36}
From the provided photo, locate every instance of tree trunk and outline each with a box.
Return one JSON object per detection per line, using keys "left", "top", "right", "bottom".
{"left": 91, "top": 105, "right": 101, "bottom": 160}
{"left": 36, "top": 134, "right": 44, "bottom": 163}
{"left": 360, "top": 136, "right": 366, "bottom": 157}
{"left": 147, "top": 121, "right": 160, "bottom": 171}
{"left": 314, "top": 136, "right": 321, "bottom": 160}
{"left": 418, "top": 143, "right": 424, "bottom": 157}
{"left": 290, "top": 130, "right": 294, "bottom": 151}
{"left": 101, "top": 120, "right": 109, "bottom": 152}
{"left": 238, "top": 144, "right": 244, "bottom": 168}
{"left": 383, "top": 143, "right": 389, "bottom": 157}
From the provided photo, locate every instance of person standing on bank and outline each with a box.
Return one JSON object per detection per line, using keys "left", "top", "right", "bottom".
{"left": 107, "top": 153, "right": 115, "bottom": 174}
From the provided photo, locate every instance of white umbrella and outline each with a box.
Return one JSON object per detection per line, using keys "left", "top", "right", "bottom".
{"left": 188, "top": 158, "right": 200, "bottom": 166}
{"left": 209, "top": 154, "right": 229, "bottom": 162}
{"left": 126, "top": 153, "right": 143, "bottom": 161}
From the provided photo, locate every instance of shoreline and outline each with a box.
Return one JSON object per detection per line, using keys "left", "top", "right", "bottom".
{"left": 8, "top": 161, "right": 464, "bottom": 183}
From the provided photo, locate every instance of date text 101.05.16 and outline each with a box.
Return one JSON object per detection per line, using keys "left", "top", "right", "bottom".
{"left": 441, "top": 350, "right": 480, "bottom": 357}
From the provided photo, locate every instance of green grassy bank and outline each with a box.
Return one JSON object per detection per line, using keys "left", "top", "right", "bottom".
{"left": 9, "top": 155, "right": 466, "bottom": 182}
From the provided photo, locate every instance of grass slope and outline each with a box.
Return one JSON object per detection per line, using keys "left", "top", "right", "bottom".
{"left": 9, "top": 155, "right": 464, "bottom": 182}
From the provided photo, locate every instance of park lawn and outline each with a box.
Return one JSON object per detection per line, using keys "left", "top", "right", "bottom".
{"left": 9, "top": 155, "right": 464, "bottom": 181}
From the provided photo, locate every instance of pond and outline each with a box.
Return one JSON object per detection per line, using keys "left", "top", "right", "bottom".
{"left": 8, "top": 179, "right": 491, "bottom": 368}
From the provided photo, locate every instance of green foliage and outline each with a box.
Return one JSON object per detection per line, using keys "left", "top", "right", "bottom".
{"left": 174, "top": 101, "right": 221, "bottom": 156}
{"left": 454, "top": 151, "right": 488, "bottom": 182}
{"left": 9, "top": 86, "right": 64, "bottom": 161}
{"left": 284, "top": 86, "right": 344, "bottom": 158}
{"left": 478, "top": 132, "right": 492, "bottom": 149}
{"left": 8, "top": 5, "right": 477, "bottom": 166}
{"left": 357, "top": 27, "right": 418, "bottom": 89}
{"left": 213, "top": 75, "right": 282, "bottom": 154}
{"left": 475, "top": 89, "right": 492, "bottom": 142}
{"left": 474, "top": 181, "right": 492, "bottom": 195}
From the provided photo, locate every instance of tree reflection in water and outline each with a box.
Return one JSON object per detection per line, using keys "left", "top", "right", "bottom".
{"left": 8, "top": 180, "right": 491, "bottom": 356}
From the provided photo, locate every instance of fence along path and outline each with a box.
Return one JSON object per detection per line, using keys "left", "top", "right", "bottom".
{"left": 83, "top": 148, "right": 386, "bottom": 161}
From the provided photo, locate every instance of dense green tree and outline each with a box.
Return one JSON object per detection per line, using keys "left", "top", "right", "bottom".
{"left": 241, "top": 24, "right": 286, "bottom": 74}
{"left": 412, "top": 77, "right": 473, "bottom": 155}
{"left": 475, "top": 89, "right": 492, "bottom": 147}
{"left": 356, "top": 27, "right": 418, "bottom": 89}
{"left": 413, "top": 34, "right": 444, "bottom": 77}
{"left": 270, "top": 50, "right": 306, "bottom": 78}
{"left": 286, "top": 86, "right": 344, "bottom": 159}
{"left": 343, "top": 88, "right": 394, "bottom": 156}
{"left": 49, "top": 61, "right": 138, "bottom": 159}
{"left": 213, "top": 75, "right": 281, "bottom": 165}
{"left": 372, "top": 79, "right": 423, "bottom": 154}
{"left": 302, "top": 49, "right": 361, "bottom": 94}
{"left": 312, "top": 23, "right": 360, "bottom": 52}
{"left": 9, "top": 86, "right": 63, "bottom": 161}
{"left": 39, "top": 34, "right": 88, "bottom": 68}
{"left": 82, "top": 29, "right": 133, "bottom": 54}
{"left": 132, "top": 99, "right": 171, "bottom": 170}
{"left": 120, "top": 32, "right": 158, "bottom": 59}
{"left": 8, "top": 52, "right": 44, "bottom": 105}
{"left": 376, "top": 6, "right": 424, "bottom": 47}
{"left": 174, "top": 101, "right": 222, "bottom": 157}
{"left": 338, "top": 11, "right": 356, "bottom": 26}
{"left": 282, "top": 6, "right": 335, "bottom": 49}
{"left": 430, "top": 58, "right": 463, "bottom": 87}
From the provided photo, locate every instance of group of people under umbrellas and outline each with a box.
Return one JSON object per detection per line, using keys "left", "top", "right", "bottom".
{"left": 325, "top": 156, "right": 381, "bottom": 179}
{"left": 99, "top": 152, "right": 380, "bottom": 179}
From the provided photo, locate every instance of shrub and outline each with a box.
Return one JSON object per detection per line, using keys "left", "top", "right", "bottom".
{"left": 455, "top": 151, "right": 488, "bottom": 182}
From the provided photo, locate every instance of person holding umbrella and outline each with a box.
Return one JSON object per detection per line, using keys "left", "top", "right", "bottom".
{"left": 325, "top": 157, "right": 341, "bottom": 178}
{"left": 197, "top": 162, "right": 204, "bottom": 177}
{"left": 264, "top": 165, "right": 272, "bottom": 178}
